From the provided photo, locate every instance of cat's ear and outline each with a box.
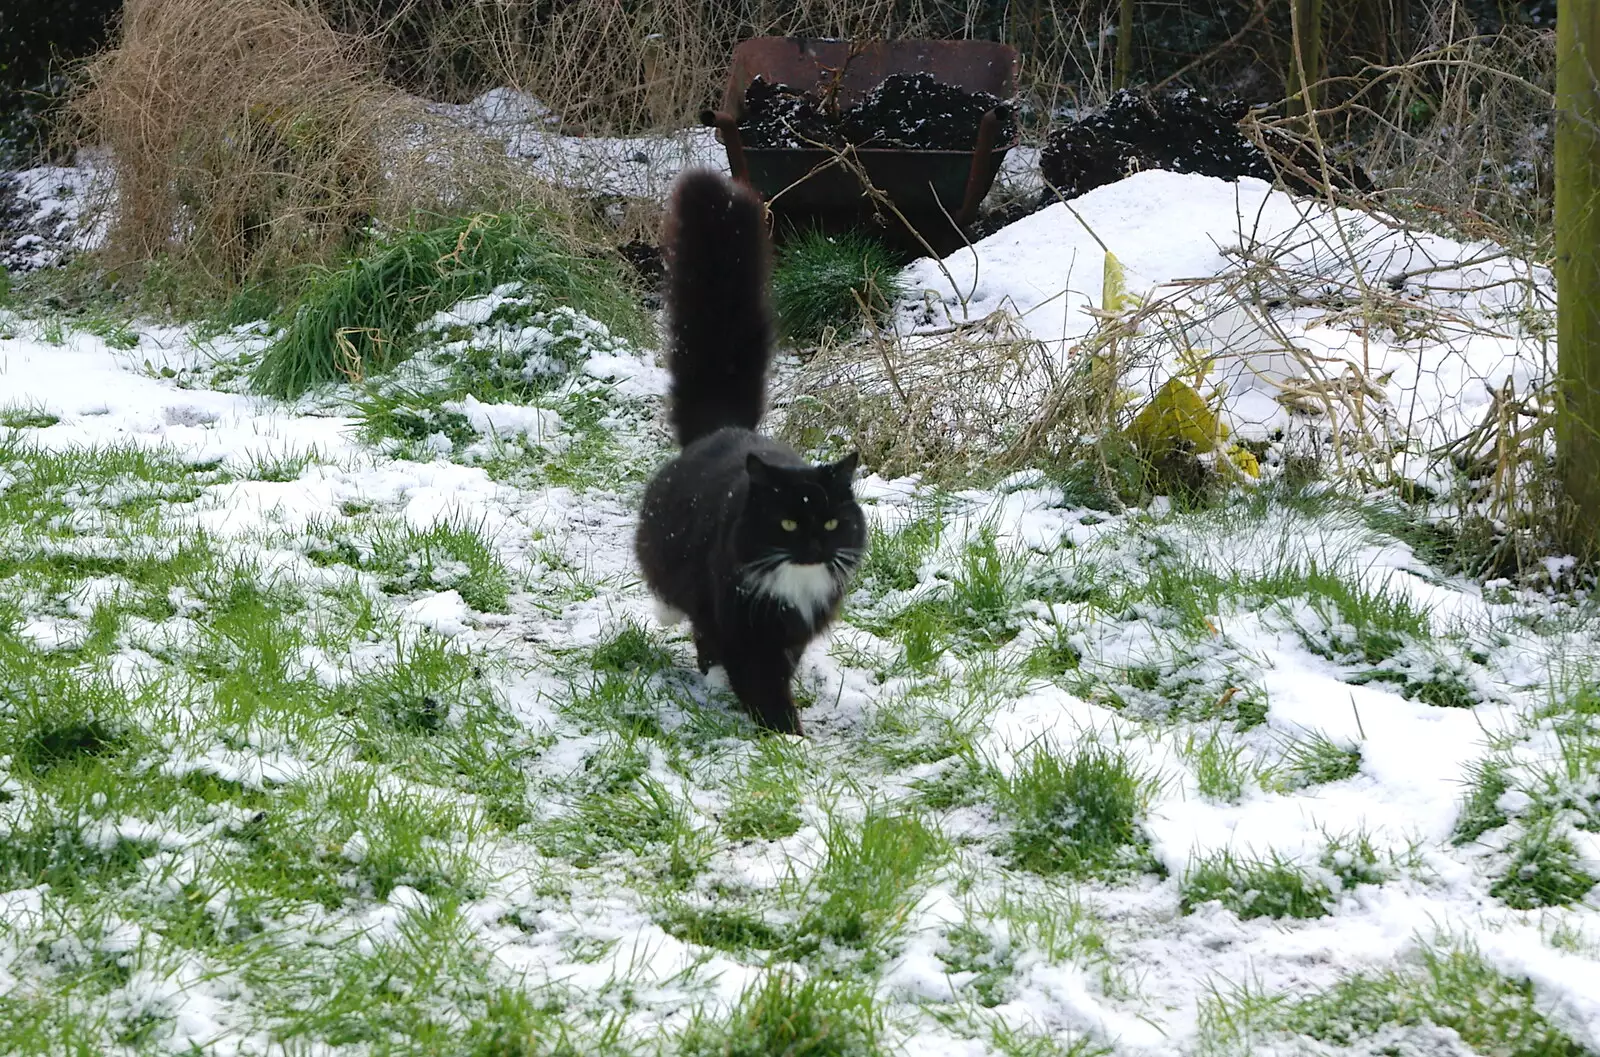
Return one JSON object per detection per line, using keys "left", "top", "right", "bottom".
{"left": 746, "top": 452, "right": 774, "bottom": 485}
{"left": 828, "top": 451, "right": 860, "bottom": 482}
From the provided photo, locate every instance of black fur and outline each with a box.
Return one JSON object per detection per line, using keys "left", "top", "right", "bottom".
{"left": 661, "top": 169, "right": 775, "bottom": 447}
{"left": 636, "top": 171, "right": 866, "bottom": 735}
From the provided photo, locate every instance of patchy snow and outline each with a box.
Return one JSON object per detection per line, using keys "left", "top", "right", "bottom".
{"left": 427, "top": 91, "right": 727, "bottom": 200}
{"left": 0, "top": 169, "right": 1596, "bottom": 1056}
{"left": 443, "top": 394, "right": 565, "bottom": 445}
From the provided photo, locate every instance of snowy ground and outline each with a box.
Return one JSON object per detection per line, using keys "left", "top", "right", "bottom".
{"left": 2, "top": 168, "right": 1599, "bottom": 1057}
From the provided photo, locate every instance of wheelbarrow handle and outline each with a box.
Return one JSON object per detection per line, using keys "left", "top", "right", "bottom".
{"left": 700, "top": 109, "right": 751, "bottom": 188}
{"left": 956, "top": 108, "right": 1003, "bottom": 228}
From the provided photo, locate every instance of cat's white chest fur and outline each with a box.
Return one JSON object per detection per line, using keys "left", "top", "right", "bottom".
{"left": 651, "top": 597, "right": 688, "bottom": 626}
{"left": 749, "top": 562, "right": 837, "bottom": 620}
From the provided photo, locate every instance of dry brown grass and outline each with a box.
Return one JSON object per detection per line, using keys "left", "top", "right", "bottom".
{"left": 304, "top": 0, "right": 1117, "bottom": 137}
{"left": 64, "top": 0, "right": 635, "bottom": 291}
{"left": 778, "top": 307, "right": 1068, "bottom": 482}
{"left": 69, "top": 0, "right": 400, "bottom": 283}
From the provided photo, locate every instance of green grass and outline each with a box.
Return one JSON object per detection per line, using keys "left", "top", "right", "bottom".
{"left": 240, "top": 447, "right": 322, "bottom": 483}
{"left": 307, "top": 515, "right": 514, "bottom": 613}
{"left": 679, "top": 972, "right": 882, "bottom": 1057}
{"left": 73, "top": 313, "right": 140, "bottom": 351}
{"left": 857, "top": 512, "right": 942, "bottom": 594}
{"left": 863, "top": 693, "right": 980, "bottom": 768}
{"left": 0, "top": 404, "right": 59, "bottom": 430}
{"left": 796, "top": 809, "right": 947, "bottom": 954}
{"left": 252, "top": 212, "right": 645, "bottom": 398}
{"left": 1453, "top": 755, "right": 1513, "bottom": 844}
{"left": 995, "top": 742, "right": 1155, "bottom": 879}
{"left": 590, "top": 619, "right": 677, "bottom": 675}
{"left": 1489, "top": 819, "right": 1597, "bottom": 909}
{"left": 771, "top": 228, "right": 905, "bottom": 346}
{"left": 938, "top": 922, "right": 1016, "bottom": 1007}
{"left": 1287, "top": 944, "right": 1588, "bottom": 1056}
{"left": 1319, "top": 829, "right": 1392, "bottom": 890}
{"left": 1024, "top": 624, "right": 1084, "bottom": 680}
{"left": 910, "top": 749, "right": 991, "bottom": 811}
{"left": 539, "top": 745, "right": 710, "bottom": 883}
{"left": 1180, "top": 849, "right": 1333, "bottom": 919}
{"left": 1270, "top": 730, "right": 1363, "bottom": 790}
{"left": 722, "top": 740, "right": 806, "bottom": 841}
{"left": 870, "top": 527, "right": 1029, "bottom": 656}
{"left": 660, "top": 902, "right": 789, "bottom": 955}
{"left": 1188, "top": 728, "right": 1250, "bottom": 802}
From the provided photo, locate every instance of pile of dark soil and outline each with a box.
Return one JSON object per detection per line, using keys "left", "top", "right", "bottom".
{"left": 0, "top": 173, "right": 67, "bottom": 274}
{"left": 1040, "top": 88, "right": 1371, "bottom": 201}
{"left": 739, "top": 73, "right": 1015, "bottom": 151}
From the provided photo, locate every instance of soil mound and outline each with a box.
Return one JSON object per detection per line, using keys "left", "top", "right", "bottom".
{"left": 1040, "top": 88, "right": 1371, "bottom": 200}
{"left": 739, "top": 73, "right": 1015, "bottom": 151}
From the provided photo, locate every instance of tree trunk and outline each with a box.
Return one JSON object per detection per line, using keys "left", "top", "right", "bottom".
{"left": 1115, "top": 0, "right": 1134, "bottom": 91}
{"left": 1556, "top": 0, "right": 1600, "bottom": 553}
{"left": 1287, "top": 0, "right": 1324, "bottom": 116}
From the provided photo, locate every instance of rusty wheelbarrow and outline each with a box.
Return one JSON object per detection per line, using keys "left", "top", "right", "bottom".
{"left": 700, "top": 37, "right": 1019, "bottom": 255}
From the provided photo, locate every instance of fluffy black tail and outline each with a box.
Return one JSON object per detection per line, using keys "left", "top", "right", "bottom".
{"left": 662, "top": 169, "right": 774, "bottom": 448}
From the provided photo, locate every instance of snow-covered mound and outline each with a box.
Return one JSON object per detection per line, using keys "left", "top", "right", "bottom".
{"left": 895, "top": 170, "right": 1551, "bottom": 449}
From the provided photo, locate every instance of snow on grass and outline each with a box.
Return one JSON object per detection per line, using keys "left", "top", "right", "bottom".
{"left": 3, "top": 178, "right": 1600, "bottom": 1056}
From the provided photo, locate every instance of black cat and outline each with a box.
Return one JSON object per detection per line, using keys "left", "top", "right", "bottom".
{"left": 635, "top": 170, "right": 866, "bottom": 735}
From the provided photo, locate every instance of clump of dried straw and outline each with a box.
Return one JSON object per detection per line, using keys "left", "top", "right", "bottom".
{"left": 775, "top": 307, "right": 1113, "bottom": 484}
{"left": 68, "top": 0, "right": 524, "bottom": 285}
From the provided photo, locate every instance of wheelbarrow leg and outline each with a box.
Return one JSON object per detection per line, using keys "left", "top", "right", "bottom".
{"left": 955, "top": 108, "right": 1003, "bottom": 228}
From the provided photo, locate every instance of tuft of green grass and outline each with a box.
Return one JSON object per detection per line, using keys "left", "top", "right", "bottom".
{"left": 590, "top": 620, "right": 676, "bottom": 676}
{"left": 0, "top": 404, "right": 59, "bottom": 430}
{"left": 1287, "top": 943, "right": 1590, "bottom": 1057}
{"left": 986, "top": 1022, "right": 1109, "bottom": 1057}
{"left": 1024, "top": 624, "right": 1083, "bottom": 680}
{"left": 310, "top": 516, "right": 514, "bottom": 613}
{"left": 910, "top": 749, "right": 991, "bottom": 811}
{"left": 871, "top": 527, "right": 1028, "bottom": 658}
{"left": 680, "top": 972, "right": 881, "bottom": 1057}
{"left": 1489, "top": 820, "right": 1597, "bottom": 909}
{"left": 0, "top": 809, "right": 158, "bottom": 894}
{"left": 1319, "top": 830, "right": 1391, "bottom": 890}
{"left": 864, "top": 694, "right": 978, "bottom": 768}
{"left": 543, "top": 760, "right": 711, "bottom": 884}
{"left": 1350, "top": 657, "right": 1480, "bottom": 709}
{"left": 1453, "top": 755, "right": 1513, "bottom": 844}
{"left": 241, "top": 448, "right": 321, "bottom": 483}
{"left": 1181, "top": 849, "right": 1333, "bottom": 919}
{"left": 1269, "top": 731, "right": 1363, "bottom": 790}
{"left": 949, "top": 528, "right": 1026, "bottom": 642}
{"left": 74, "top": 313, "right": 140, "bottom": 351}
{"left": 722, "top": 741, "right": 806, "bottom": 842}
{"left": 857, "top": 513, "right": 941, "bottom": 594}
{"left": 995, "top": 742, "right": 1155, "bottom": 879}
{"left": 772, "top": 229, "right": 905, "bottom": 346}
{"left": 937, "top": 923, "right": 1015, "bottom": 1008}
{"left": 1189, "top": 728, "right": 1250, "bottom": 802}
{"left": 797, "top": 809, "right": 947, "bottom": 952}
{"left": 660, "top": 903, "right": 789, "bottom": 955}
{"left": 347, "top": 632, "right": 497, "bottom": 743}
{"left": 252, "top": 212, "right": 644, "bottom": 398}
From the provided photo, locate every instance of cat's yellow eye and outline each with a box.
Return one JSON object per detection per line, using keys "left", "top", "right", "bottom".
{"left": 781, "top": 519, "right": 798, "bottom": 532}
{"left": 823, "top": 519, "right": 839, "bottom": 531}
